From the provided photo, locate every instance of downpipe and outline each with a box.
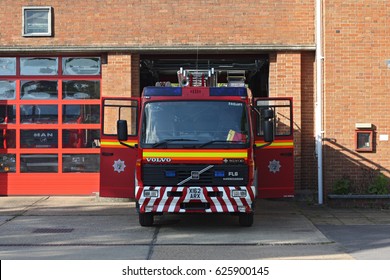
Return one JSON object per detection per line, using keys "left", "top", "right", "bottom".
{"left": 315, "top": 0, "right": 324, "bottom": 204}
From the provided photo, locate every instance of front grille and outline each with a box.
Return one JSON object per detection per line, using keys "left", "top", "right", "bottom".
{"left": 176, "top": 169, "right": 213, "bottom": 184}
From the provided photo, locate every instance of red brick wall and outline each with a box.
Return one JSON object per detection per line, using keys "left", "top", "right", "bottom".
{"left": 323, "top": 1, "right": 390, "bottom": 194}
{"left": 102, "top": 53, "right": 132, "bottom": 97}
{"left": 101, "top": 53, "right": 140, "bottom": 98}
{"left": 0, "top": 0, "right": 314, "bottom": 47}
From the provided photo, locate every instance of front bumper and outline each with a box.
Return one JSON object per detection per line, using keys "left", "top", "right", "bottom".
{"left": 136, "top": 185, "right": 256, "bottom": 214}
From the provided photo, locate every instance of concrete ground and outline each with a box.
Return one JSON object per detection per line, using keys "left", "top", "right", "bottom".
{"left": 0, "top": 196, "right": 389, "bottom": 260}
{"left": 299, "top": 203, "right": 390, "bottom": 259}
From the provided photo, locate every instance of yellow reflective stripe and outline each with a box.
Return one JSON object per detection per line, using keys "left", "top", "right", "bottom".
{"left": 143, "top": 150, "right": 247, "bottom": 158}
{"left": 101, "top": 141, "right": 138, "bottom": 147}
{"left": 255, "top": 141, "right": 293, "bottom": 147}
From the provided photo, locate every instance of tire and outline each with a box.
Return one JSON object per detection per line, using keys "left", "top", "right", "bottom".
{"left": 139, "top": 213, "right": 154, "bottom": 227}
{"left": 239, "top": 213, "right": 254, "bottom": 227}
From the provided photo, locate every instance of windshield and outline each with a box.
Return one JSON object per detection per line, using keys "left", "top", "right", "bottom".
{"left": 141, "top": 101, "right": 249, "bottom": 148}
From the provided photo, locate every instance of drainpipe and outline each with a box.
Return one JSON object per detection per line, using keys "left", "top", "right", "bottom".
{"left": 315, "top": 0, "right": 324, "bottom": 204}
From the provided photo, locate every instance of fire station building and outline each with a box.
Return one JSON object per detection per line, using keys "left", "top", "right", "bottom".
{"left": 0, "top": 1, "right": 389, "bottom": 202}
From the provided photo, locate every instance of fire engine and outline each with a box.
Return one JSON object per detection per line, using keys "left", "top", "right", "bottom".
{"left": 100, "top": 68, "right": 294, "bottom": 227}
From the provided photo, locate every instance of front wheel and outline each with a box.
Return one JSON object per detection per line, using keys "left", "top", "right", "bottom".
{"left": 139, "top": 213, "right": 154, "bottom": 227}
{"left": 239, "top": 213, "right": 254, "bottom": 227}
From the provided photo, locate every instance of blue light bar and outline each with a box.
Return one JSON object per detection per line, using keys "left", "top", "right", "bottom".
{"left": 165, "top": 170, "right": 176, "bottom": 178}
{"left": 143, "top": 87, "right": 182, "bottom": 97}
{"left": 209, "top": 87, "right": 247, "bottom": 97}
{"left": 214, "top": 170, "right": 225, "bottom": 177}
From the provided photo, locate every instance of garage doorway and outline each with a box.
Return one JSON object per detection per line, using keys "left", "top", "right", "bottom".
{"left": 140, "top": 54, "right": 269, "bottom": 98}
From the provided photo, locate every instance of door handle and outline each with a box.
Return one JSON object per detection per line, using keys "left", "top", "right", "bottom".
{"left": 102, "top": 152, "right": 114, "bottom": 156}
{"left": 280, "top": 152, "right": 293, "bottom": 157}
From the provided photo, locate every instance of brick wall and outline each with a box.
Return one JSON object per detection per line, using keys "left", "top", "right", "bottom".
{"left": 101, "top": 53, "right": 140, "bottom": 98}
{"left": 0, "top": 0, "right": 314, "bottom": 48}
{"left": 323, "top": 1, "right": 390, "bottom": 195}
{"left": 102, "top": 53, "right": 132, "bottom": 97}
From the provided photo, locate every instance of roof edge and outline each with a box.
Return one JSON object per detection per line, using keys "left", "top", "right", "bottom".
{"left": 0, "top": 44, "right": 316, "bottom": 54}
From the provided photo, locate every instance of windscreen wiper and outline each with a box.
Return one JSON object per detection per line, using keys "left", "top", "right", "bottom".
{"left": 198, "top": 140, "right": 244, "bottom": 148}
{"left": 152, "top": 138, "right": 198, "bottom": 148}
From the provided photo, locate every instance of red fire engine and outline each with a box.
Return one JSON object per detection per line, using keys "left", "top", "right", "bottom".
{"left": 99, "top": 69, "right": 294, "bottom": 227}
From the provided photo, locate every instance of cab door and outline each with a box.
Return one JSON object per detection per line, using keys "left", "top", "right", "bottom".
{"left": 99, "top": 98, "right": 139, "bottom": 198}
{"left": 254, "top": 98, "right": 294, "bottom": 198}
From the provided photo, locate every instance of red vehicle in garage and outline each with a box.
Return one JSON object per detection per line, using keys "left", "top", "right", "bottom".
{"left": 100, "top": 69, "right": 294, "bottom": 227}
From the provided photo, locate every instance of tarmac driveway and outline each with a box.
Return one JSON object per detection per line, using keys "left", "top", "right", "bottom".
{"left": 0, "top": 196, "right": 389, "bottom": 259}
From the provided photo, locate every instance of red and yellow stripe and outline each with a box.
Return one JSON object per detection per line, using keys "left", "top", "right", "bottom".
{"left": 100, "top": 139, "right": 138, "bottom": 148}
{"left": 255, "top": 140, "right": 294, "bottom": 149}
{"left": 142, "top": 149, "right": 248, "bottom": 162}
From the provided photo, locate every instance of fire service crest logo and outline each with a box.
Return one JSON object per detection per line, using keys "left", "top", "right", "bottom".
{"left": 268, "top": 159, "right": 281, "bottom": 174}
{"left": 113, "top": 159, "right": 126, "bottom": 173}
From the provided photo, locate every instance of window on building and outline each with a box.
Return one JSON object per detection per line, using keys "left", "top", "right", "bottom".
{"left": 62, "top": 58, "right": 101, "bottom": 75}
{"left": 62, "top": 80, "right": 100, "bottom": 99}
{"left": 0, "top": 153, "right": 16, "bottom": 173}
{"left": 0, "top": 81, "right": 16, "bottom": 100}
{"left": 20, "top": 154, "right": 58, "bottom": 173}
{"left": 62, "top": 105, "right": 100, "bottom": 124}
{"left": 0, "top": 129, "right": 16, "bottom": 149}
{"left": 20, "top": 57, "right": 58, "bottom": 75}
{"left": 62, "top": 129, "right": 100, "bottom": 148}
{"left": 0, "top": 105, "right": 16, "bottom": 124}
{"left": 355, "top": 130, "right": 374, "bottom": 152}
{"left": 0, "top": 58, "right": 16, "bottom": 76}
{"left": 20, "top": 80, "right": 58, "bottom": 99}
{"left": 62, "top": 154, "right": 100, "bottom": 173}
{"left": 22, "top": 7, "right": 53, "bottom": 37}
{"left": 20, "top": 105, "right": 58, "bottom": 124}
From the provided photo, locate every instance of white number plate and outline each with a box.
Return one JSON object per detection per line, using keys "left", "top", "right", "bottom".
{"left": 189, "top": 187, "right": 202, "bottom": 199}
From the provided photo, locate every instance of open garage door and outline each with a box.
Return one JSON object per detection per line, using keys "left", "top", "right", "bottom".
{"left": 140, "top": 54, "right": 269, "bottom": 98}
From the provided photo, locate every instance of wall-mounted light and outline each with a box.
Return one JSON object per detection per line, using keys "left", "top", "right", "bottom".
{"left": 355, "top": 123, "right": 372, "bottom": 129}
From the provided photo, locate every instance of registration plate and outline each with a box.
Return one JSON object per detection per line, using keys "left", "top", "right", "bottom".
{"left": 189, "top": 187, "right": 202, "bottom": 199}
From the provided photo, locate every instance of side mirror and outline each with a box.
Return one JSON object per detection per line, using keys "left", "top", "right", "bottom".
{"left": 117, "top": 120, "right": 128, "bottom": 141}
{"left": 262, "top": 109, "right": 274, "bottom": 143}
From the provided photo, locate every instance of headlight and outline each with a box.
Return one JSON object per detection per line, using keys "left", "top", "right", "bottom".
{"left": 144, "top": 190, "right": 159, "bottom": 198}
{"left": 231, "top": 190, "right": 247, "bottom": 198}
